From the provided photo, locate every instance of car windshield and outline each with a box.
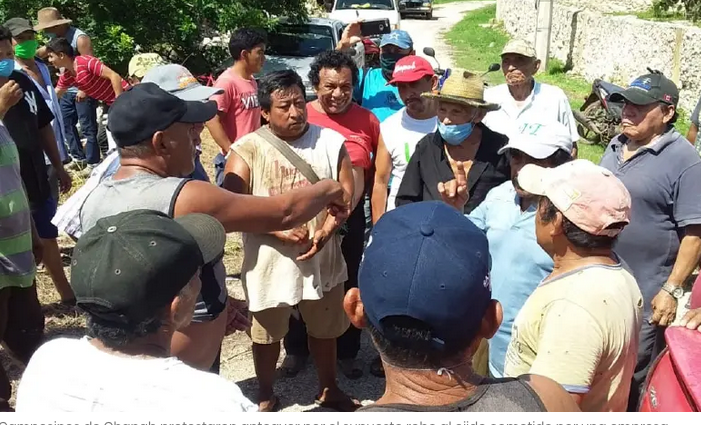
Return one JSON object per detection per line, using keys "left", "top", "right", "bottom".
{"left": 336, "top": 0, "right": 395, "bottom": 10}
{"left": 266, "top": 25, "right": 334, "bottom": 57}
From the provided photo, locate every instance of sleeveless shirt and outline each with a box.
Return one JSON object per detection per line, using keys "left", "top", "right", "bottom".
{"left": 80, "top": 172, "right": 227, "bottom": 321}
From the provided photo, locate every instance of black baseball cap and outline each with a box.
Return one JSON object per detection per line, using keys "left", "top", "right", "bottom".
{"left": 71, "top": 209, "right": 226, "bottom": 326}
{"left": 108, "top": 82, "right": 217, "bottom": 148}
{"left": 4, "top": 18, "right": 35, "bottom": 37}
{"left": 608, "top": 72, "right": 679, "bottom": 107}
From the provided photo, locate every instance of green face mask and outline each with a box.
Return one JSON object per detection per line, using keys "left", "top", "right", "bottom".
{"left": 14, "top": 39, "right": 39, "bottom": 60}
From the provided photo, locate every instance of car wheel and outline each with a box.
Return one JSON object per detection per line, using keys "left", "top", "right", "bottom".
{"left": 400, "top": 13, "right": 406, "bottom": 19}
{"left": 426, "top": 10, "right": 432, "bottom": 20}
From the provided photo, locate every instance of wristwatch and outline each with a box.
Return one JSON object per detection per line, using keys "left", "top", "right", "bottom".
{"left": 662, "top": 283, "right": 684, "bottom": 300}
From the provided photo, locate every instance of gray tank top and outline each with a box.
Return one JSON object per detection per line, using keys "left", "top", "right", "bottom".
{"left": 80, "top": 172, "right": 227, "bottom": 321}
{"left": 357, "top": 378, "right": 546, "bottom": 412}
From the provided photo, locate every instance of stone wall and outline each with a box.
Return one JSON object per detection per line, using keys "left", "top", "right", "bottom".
{"left": 558, "top": 0, "right": 653, "bottom": 14}
{"left": 496, "top": 0, "right": 701, "bottom": 111}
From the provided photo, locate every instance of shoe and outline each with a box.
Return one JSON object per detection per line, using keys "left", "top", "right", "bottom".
{"left": 79, "top": 164, "right": 96, "bottom": 179}
{"left": 338, "top": 358, "right": 364, "bottom": 379}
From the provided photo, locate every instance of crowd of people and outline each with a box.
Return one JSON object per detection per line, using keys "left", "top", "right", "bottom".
{"left": 1, "top": 5, "right": 701, "bottom": 414}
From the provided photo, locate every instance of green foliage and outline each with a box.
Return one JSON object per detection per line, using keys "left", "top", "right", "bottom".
{"left": 0, "top": 0, "right": 308, "bottom": 75}
{"left": 651, "top": 0, "right": 701, "bottom": 22}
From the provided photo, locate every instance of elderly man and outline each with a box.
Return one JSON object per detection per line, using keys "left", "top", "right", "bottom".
{"left": 344, "top": 201, "right": 578, "bottom": 412}
{"left": 281, "top": 50, "right": 381, "bottom": 379}
{"left": 599, "top": 71, "right": 701, "bottom": 411}
{"left": 35, "top": 7, "right": 98, "bottom": 169}
{"left": 372, "top": 55, "right": 438, "bottom": 221}
{"left": 79, "top": 83, "right": 349, "bottom": 375}
{"left": 504, "top": 160, "right": 643, "bottom": 412}
{"left": 483, "top": 39, "right": 580, "bottom": 156}
{"left": 224, "top": 69, "right": 358, "bottom": 412}
{"left": 438, "top": 122, "right": 573, "bottom": 379}
{"left": 16, "top": 210, "right": 256, "bottom": 412}
{"left": 5, "top": 18, "right": 74, "bottom": 303}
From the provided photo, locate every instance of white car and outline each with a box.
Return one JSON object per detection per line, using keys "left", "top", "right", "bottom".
{"left": 329, "top": 0, "right": 402, "bottom": 31}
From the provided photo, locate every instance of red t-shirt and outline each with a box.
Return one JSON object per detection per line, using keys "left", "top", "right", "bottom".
{"left": 306, "top": 102, "right": 380, "bottom": 170}
{"left": 212, "top": 69, "right": 261, "bottom": 153}
{"left": 57, "top": 56, "right": 130, "bottom": 105}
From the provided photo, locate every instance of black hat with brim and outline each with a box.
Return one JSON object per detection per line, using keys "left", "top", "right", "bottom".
{"left": 108, "top": 83, "right": 217, "bottom": 148}
{"left": 607, "top": 72, "right": 679, "bottom": 107}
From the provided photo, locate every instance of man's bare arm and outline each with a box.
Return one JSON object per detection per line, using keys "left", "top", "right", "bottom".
{"left": 667, "top": 225, "right": 701, "bottom": 287}
{"left": 687, "top": 123, "right": 699, "bottom": 146}
{"left": 371, "top": 136, "right": 392, "bottom": 224}
{"left": 521, "top": 374, "right": 581, "bottom": 412}
{"left": 205, "top": 113, "right": 234, "bottom": 152}
{"left": 100, "top": 65, "right": 124, "bottom": 97}
{"left": 174, "top": 179, "right": 347, "bottom": 234}
{"left": 76, "top": 35, "right": 94, "bottom": 56}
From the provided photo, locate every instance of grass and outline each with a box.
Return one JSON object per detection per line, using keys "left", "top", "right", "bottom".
{"left": 444, "top": 4, "right": 694, "bottom": 161}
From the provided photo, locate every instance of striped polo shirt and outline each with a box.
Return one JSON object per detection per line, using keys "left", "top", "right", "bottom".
{"left": 0, "top": 122, "right": 36, "bottom": 289}
{"left": 57, "top": 56, "right": 130, "bottom": 105}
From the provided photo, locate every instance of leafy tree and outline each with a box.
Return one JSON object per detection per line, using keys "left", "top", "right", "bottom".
{"left": 0, "top": 0, "right": 308, "bottom": 75}
{"left": 653, "top": 0, "right": 701, "bottom": 22}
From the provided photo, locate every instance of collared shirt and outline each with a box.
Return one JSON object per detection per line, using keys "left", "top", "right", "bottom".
{"left": 482, "top": 82, "right": 579, "bottom": 141}
{"left": 395, "top": 123, "right": 510, "bottom": 213}
{"left": 599, "top": 129, "right": 701, "bottom": 312}
{"left": 354, "top": 68, "right": 403, "bottom": 123}
{"left": 468, "top": 181, "right": 553, "bottom": 378}
{"left": 56, "top": 56, "right": 130, "bottom": 105}
{"left": 15, "top": 58, "right": 69, "bottom": 165}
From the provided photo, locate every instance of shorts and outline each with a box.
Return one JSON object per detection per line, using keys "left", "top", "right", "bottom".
{"left": 31, "top": 196, "right": 59, "bottom": 239}
{"left": 249, "top": 282, "right": 349, "bottom": 345}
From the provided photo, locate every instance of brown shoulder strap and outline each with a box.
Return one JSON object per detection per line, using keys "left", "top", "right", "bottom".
{"left": 255, "top": 126, "right": 320, "bottom": 184}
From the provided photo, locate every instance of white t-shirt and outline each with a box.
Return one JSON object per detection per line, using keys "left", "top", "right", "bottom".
{"left": 380, "top": 107, "right": 438, "bottom": 211}
{"left": 232, "top": 124, "right": 348, "bottom": 312}
{"left": 15, "top": 337, "right": 257, "bottom": 412}
{"left": 482, "top": 82, "right": 580, "bottom": 143}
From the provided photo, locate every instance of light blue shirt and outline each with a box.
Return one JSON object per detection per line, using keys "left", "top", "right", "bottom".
{"left": 15, "top": 58, "right": 69, "bottom": 164}
{"left": 467, "top": 181, "right": 553, "bottom": 378}
{"left": 355, "top": 68, "right": 403, "bottom": 123}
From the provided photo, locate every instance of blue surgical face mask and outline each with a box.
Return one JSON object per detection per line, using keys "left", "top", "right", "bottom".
{"left": 0, "top": 59, "right": 15, "bottom": 78}
{"left": 438, "top": 121, "right": 474, "bottom": 146}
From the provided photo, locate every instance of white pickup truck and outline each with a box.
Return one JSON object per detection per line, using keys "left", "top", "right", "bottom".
{"left": 329, "top": 0, "right": 402, "bottom": 30}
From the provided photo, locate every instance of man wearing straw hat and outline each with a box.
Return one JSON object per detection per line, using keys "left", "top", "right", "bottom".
{"left": 395, "top": 70, "right": 510, "bottom": 214}
{"left": 35, "top": 7, "right": 100, "bottom": 171}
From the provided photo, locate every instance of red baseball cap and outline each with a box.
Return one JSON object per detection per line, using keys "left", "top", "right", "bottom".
{"left": 387, "top": 56, "right": 434, "bottom": 85}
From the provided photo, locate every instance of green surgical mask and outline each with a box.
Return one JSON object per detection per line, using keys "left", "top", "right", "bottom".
{"left": 14, "top": 39, "right": 39, "bottom": 60}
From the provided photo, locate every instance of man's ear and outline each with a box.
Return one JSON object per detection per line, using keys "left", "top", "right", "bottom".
{"left": 343, "top": 288, "right": 367, "bottom": 329}
{"left": 551, "top": 212, "right": 565, "bottom": 237}
{"left": 431, "top": 75, "right": 439, "bottom": 91}
{"left": 534, "top": 59, "right": 542, "bottom": 74}
{"left": 479, "top": 300, "right": 502, "bottom": 341}
{"left": 151, "top": 131, "right": 168, "bottom": 155}
{"left": 261, "top": 109, "right": 271, "bottom": 123}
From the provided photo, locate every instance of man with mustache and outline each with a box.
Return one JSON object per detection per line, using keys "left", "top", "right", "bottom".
{"left": 280, "top": 50, "right": 381, "bottom": 380}
{"left": 372, "top": 55, "right": 438, "bottom": 219}
{"left": 224, "top": 70, "right": 359, "bottom": 412}
{"left": 482, "top": 39, "right": 580, "bottom": 156}
{"left": 599, "top": 71, "right": 701, "bottom": 411}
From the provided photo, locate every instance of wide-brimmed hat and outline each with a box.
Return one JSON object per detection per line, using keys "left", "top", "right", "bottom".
{"left": 34, "top": 7, "right": 72, "bottom": 31}
{"left": 422, "top": 70, "right": 500, "bottom": 111}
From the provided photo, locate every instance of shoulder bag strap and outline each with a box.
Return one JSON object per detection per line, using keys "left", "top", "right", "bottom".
{"left": 255, "top": 126, "right": 321, "bottom": 184}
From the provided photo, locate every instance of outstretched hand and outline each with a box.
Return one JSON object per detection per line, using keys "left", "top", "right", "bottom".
{"left": 437, "top": 161, "right": 469, "bottom": 211}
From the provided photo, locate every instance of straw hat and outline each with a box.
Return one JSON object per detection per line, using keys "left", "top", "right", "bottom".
{"left": 422, "top": 69, "right": 500, "bottom": 111}
{"left": 34, "top": 7, "right": 73, "bottom": 31}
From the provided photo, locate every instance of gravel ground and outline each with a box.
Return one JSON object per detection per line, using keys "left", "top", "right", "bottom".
{"left": 2, "top": 2, "right": 492, "bottom": 411}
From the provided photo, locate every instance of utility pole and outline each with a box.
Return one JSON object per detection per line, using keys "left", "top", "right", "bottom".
{"left": 534, "top": 0, "right": 554, "bottom": 73}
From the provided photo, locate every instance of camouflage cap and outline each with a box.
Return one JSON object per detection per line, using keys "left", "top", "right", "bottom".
{"left": 128, "top": 53, "right": 167, "bottom": 79}
{"left": 501, "top": 39, "right": 537, "bottom": 58}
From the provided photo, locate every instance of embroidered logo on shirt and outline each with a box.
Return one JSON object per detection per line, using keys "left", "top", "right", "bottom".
{"left": 24, "top": 91, "right": 38, "bottom": 115}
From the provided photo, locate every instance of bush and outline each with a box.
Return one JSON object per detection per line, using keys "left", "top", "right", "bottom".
{"left": 0, "top": 0, "right": 308, "bottom": 75}
{"left": 653, "top": 0, "right": 701, "bottom": 22}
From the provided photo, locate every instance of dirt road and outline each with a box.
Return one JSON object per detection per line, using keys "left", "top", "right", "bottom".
{"left": 402, "top": 1, "right": 496, "bottom": 71}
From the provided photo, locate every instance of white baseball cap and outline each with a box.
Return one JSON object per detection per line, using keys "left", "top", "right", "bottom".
{"left": 498, "top": 122, "right": 574, "bottom": 159}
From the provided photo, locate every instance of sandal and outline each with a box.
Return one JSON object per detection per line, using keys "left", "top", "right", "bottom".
{"left": 369, "top": 356, "right": 385, "bottom": 378}
{"left": 338, "top": 358, "right": 364, "bottom": 379}
{"left": 314, "top": 394, "right": 362, "bottom": 412}
{"left": 280, "top": 354, "right": 307, "bottom": 378}
{"left": 259, "top": 394, "right": 281, "bottom": 412}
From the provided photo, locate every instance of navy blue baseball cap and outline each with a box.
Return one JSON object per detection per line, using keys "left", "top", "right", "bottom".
{"left": 359, "top": 201, "right": 492, "bottom": 350}
{"left": 380, "top": 30, "right": 413, "bottom": 50}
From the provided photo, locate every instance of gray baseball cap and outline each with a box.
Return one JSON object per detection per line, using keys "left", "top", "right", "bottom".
{"left": 142, "top": 64, "right": 223, "bottom": 102}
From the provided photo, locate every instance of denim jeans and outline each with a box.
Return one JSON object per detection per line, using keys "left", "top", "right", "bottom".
{"left": 60, "top": 91, "right": 99, "bottom": 164}
{"left": 188, "top": 152, "right": 210, "bottom": 182}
